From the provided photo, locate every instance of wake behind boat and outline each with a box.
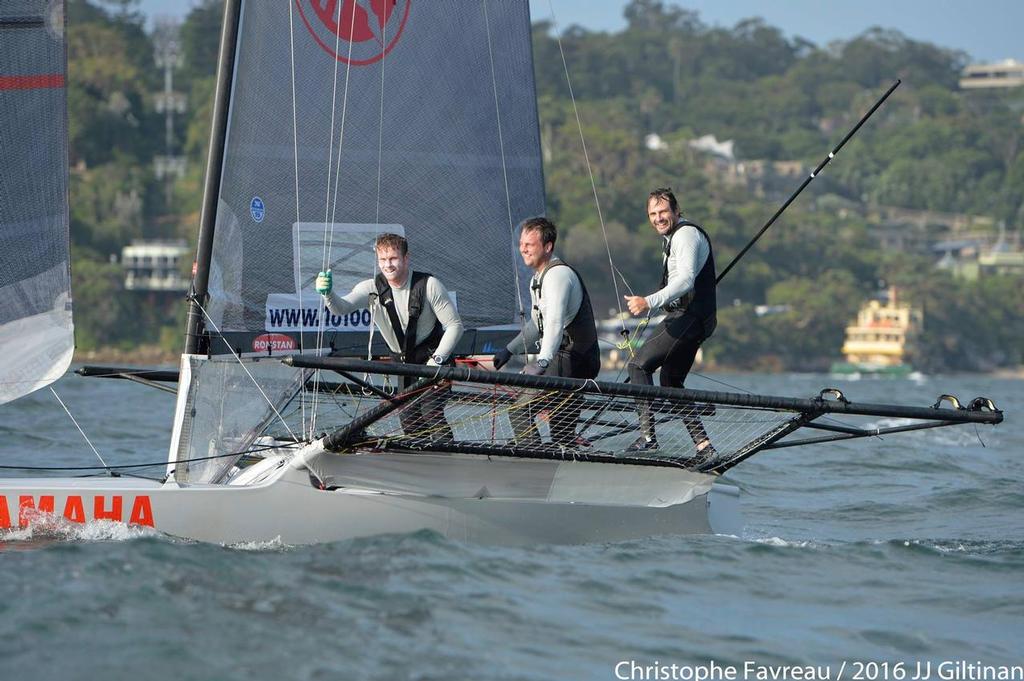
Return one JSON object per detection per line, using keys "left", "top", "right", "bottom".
{"left": 0, "top": 1, "right": 1003, "bottom": 545}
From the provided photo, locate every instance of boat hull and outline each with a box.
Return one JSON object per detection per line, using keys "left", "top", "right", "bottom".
{"left": 0, "top": 452, "right": 740, "bottom": 545}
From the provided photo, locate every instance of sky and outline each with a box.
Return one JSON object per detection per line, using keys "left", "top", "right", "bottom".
{"left": 137, "top": 0, "right": 1022, "bottom": 64}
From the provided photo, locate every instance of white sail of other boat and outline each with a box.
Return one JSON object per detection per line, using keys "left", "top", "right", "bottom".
{"left": 0, "top": 1, "right": 74, "bottom": 405}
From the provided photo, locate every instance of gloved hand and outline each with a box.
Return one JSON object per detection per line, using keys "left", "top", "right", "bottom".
{"left": 315, "top": 270, "right": 332, "bottom": 295}
{"left": 492, "top": 347, "right": 513, "bottom": 370}
{"left": 522, "top": 362, "right": 546, "bottom": 376}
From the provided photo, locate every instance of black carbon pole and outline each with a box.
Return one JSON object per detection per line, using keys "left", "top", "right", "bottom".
{"left": 184, "top": 0, "right": 242, "bottom": 355}
{"left": 716, "top": 79, "right": 901, "bottom": 284}
{"left": 323, "top": 377, "right": 441, "bottom": 451}
{"left": 283, "top": 356, "right": 1003, "bottom": 425}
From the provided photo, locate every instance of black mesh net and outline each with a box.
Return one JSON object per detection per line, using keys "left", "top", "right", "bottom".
{"left": 274, "top": 378, "right": 808, "bottom": 473}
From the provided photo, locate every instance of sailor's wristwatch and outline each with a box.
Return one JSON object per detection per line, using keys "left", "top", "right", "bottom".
{"left": 537, "top": 358, "right": 550, "bottom": 370}
{"left": 431, "top": 354, "right": 446, "bottom": 365}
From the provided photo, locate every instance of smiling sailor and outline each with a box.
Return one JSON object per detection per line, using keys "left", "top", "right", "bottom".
{"left": 493, "top": 217, "right": 600, "bottom": 448}
{"left": 316, "top": 233, "right": 463, "bottom": 439}
{"left": 623, "top": 187, "right": 717, "bottom": 454}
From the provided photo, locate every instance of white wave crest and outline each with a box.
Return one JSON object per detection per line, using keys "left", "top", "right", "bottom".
{"left": 226, "top": 535, "right": 290, "bottom": 551}
{"left": 749, "top": 535, "right": 816, "bottom": 549}
{"left": 1, "top": 514, "right": 158, "bottom": 543}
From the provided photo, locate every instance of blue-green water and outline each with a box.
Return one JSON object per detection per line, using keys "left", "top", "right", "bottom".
{"left": 0, "top": 369, "right": 1020, "bottom": 680}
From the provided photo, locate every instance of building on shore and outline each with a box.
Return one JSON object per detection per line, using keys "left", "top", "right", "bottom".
{"left": 960, "top": 59, "right": 1024, "bottom": 90}
{"left": 832, "top": 288, "right": 922, "bottom": 376}
{"left": 121, "top": 239, "right": 190, "bottom": 292}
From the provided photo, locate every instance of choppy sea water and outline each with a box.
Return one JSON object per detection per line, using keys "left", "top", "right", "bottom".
{"left": 0, "top": 368, "right": 1020, "bottom": 680}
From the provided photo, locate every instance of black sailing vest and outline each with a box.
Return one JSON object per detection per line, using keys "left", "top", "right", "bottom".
{"left": 661, "top": 220, "right": 717, "bottom": 330}
{"left": 374, "top": 271, "right": 445, "bottom": 364}
{"left": 532, "top": 259, "right": 600, "bottom": 375}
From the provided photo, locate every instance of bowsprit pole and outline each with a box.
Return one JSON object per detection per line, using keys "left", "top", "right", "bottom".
{"left": 715, "top": 79, "right": 901, "bottom": 284}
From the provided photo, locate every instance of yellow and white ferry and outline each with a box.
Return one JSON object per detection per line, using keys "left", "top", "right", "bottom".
{"left": 832, "top": 288, "right": 922, "bottom": 376}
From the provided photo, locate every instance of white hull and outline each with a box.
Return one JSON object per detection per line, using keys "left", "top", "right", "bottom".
{"left": 0, "top": 447, "right": 740, "bottom": 545}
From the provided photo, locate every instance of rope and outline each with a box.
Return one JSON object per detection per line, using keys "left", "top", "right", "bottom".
{"left": 369, "top": 8, "right": 388, "bottom": 376}
{"left": 481, "top": 0, "right": 529, "bottom": 342}
{"left": 312, "top": 3, "right": 361, "bottom": 434}
{"left": 0, "top": 442, "right": 300, "bottom": 472}
{"left": 326, "top": 3, "right": 359, "bottom": 265}
{"left": 195, "top": 301, "right": 302, "bottom": 444}
{"left": 375, "top": 3, "right": 388, "bottom": 225}
{"left": 287, "top": 0, "right": 308, "bottom": 442}
{"left": 545, "top": 0, "right": 627, "bottom": 331}
{"left": 320, "top": 0, "right": 347, "bottom": 270}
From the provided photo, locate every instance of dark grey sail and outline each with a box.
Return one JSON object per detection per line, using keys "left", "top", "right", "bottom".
{"left": 0, "top": 1, "right": 73, "bottom": 404}
{"left": 201, "top": 0, "right": 543, "bottom": 356}
{"left": 171, "top": 1, "right": 545, "bottom": 482}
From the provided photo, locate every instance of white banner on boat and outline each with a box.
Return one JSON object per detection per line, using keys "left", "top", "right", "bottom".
{"left": 264, "top": 296, "right": 372, "bottom": 332}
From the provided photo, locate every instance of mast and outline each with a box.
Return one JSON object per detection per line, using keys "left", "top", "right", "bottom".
{"left": 184, "top": 0, "right": 242, "bottom": 355}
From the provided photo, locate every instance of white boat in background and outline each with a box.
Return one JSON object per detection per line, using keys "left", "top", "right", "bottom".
{"left": 0, "top": 1, "right": 1002, "bottom": 545}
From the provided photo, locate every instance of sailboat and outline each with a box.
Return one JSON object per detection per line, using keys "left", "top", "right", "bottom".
{"left": 0, "top": 1, "right": 1002, "bottom": 545}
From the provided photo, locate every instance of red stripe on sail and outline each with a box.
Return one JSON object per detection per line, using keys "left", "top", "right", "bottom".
{"left": 0, "top": 74, "right": 65, "bottom": 90}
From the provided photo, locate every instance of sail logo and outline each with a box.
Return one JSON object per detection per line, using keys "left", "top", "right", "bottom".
{"left": 253, "top": 333, "right": 298, "bottom": 353}
{"left": 0, "top": 494, "right": 155, "bottom": 528}
{"left": 250, "top": 196, "right": 265, "bottom": 223}
{"left": 295, "top": 0, "right": 411, "bottom": 65}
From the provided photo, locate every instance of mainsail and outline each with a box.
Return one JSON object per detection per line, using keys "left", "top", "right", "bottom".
{"left": 0, "top": 1, "right": 74, "bottom": 405}
{"left": 197, "top": 0, "right": 543, "bottom": 356}
{"left": 171, "top": 0, "right": 545, "bottom": 482}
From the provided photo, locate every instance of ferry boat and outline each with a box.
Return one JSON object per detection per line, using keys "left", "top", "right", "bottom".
{"left": 831, "top": 288, "right": 922, "bottom": 376}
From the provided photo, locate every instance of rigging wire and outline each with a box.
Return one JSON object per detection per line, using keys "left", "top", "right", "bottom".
{"left": 195, "top": 301, "right": 302, "bottom": 444}
{"left": 319, "top": 0, "right": 346, "bottom": 269}
{"left": 0, "top": 442, "right": 303, "bottom": 473}
{"left": 326, "top": 4, "right": 360, "bottom": 266}
{"left": 49, "top": 387, "right": 109, "bottom": 473}
{"left": 313, "top": 3, "right": 361, "bottom": 436}
{"left": 545, "top": 0, "right": 628, "bottom": 332}
{"left": 481, "top": 0, "right": 530, "bottom": 345}
{"left": 287, "top": 0, "right": 308, "bottom": 442}
{"left": 369, "top": 5, "right": 389, "bottom": 371}
{"left": 375, "top": 5, "right": 388, "bottom": 226}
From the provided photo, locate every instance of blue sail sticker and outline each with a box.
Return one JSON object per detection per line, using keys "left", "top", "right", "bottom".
{"left": 250, "top": 196, "right": 265, "bottom": 223}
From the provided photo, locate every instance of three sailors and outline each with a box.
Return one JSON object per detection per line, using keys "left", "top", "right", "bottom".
{"left": 320, "top": 189, "right": 717, "bottom": 453}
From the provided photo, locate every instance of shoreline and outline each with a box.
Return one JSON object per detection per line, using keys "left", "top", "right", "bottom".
{"left": 74, "top": 346, "right": 179, "bottom": 368}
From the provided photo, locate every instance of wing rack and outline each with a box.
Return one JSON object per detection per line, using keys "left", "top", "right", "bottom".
{"left": 283, "top": 357, "right": 1002, "bottom": 474}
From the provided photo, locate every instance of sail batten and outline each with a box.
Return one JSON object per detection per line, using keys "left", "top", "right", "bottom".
{"left": 0, "top": 0, "right": 73, "bottom": 405}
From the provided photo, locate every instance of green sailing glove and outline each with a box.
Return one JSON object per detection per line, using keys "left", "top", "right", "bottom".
{"left": 315, "top": 270, "right": 333, "bottom": 295}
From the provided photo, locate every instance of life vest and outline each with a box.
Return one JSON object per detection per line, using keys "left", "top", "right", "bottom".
{"left": 661, "top": 220, "right": 717, "bottom": 331}
{"left": 532, "top": 260, "right": 600, "bottom": 373}
{"left": 374, "top": 271, "right": 444, "bottom": 364}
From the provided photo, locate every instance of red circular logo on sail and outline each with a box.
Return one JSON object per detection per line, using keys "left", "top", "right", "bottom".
{"left": 295, "top": 0, "right": 411, "bottom": 66}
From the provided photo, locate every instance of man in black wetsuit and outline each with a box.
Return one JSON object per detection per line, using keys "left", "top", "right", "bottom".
{"left": 623, "top": 188, "right": 717, "bottom": 453}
